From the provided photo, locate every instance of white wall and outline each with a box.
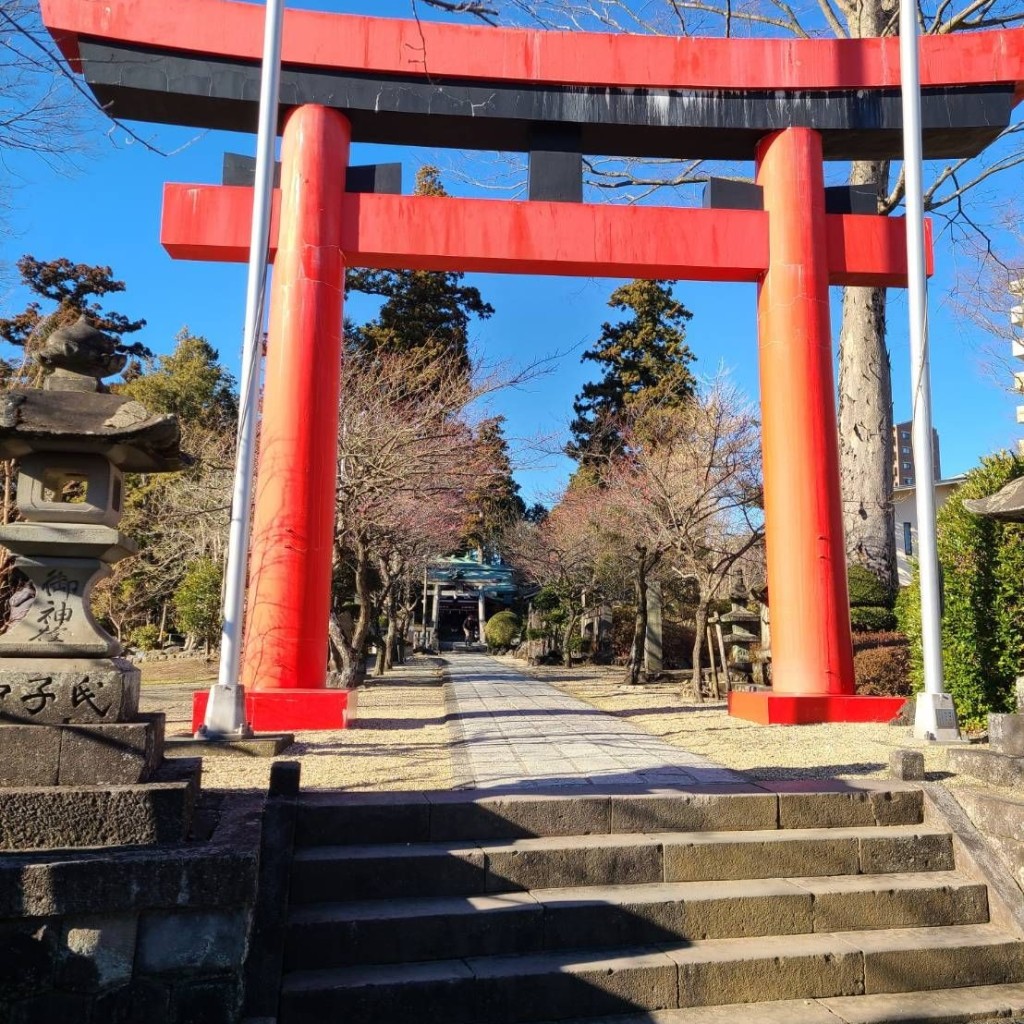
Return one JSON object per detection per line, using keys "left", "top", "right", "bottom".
{"left": 893, "top": 478, "right": 964, "bottom": 586}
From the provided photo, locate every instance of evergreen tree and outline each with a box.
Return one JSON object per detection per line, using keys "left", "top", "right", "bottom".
{"left": 346, "top": 167, "right": 493, "bottom": 379}
{"left": 462, "top": 415, "right": 526, "bottom": 557}
{"left": 567, "top": 280, "right": 696, "bottom": 466}
{"left": 0, "top": 255, "right": 148, "bottom": 358}
{"left": 120, "top": 328, "right": 238, "bottom": 429}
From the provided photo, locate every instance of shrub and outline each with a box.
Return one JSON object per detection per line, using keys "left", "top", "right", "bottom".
{"left": 484, "top": 610, "right": 521, "bottom": 651}
{"left": 174, "top": 557, "right": 223, "bottom": 654}
{"left": 848, "top": 563, "right": 892, "bottom": 608}
{"left": 850, "top": 606, "right": 898, "bottom": 633}
{"left": 854, "top": 644, "right": 912, "bottom": 697}
{"left": 128, "top": 623, "right": 161, "bottom": 650}
{"left": 897, "top": 452, "right": 1024, "bottom": 723}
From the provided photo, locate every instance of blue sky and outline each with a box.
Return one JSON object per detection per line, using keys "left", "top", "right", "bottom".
{"left": 1, "top": 0, "right": 1020, "bottom": 504}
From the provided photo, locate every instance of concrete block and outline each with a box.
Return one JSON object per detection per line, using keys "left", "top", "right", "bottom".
{"left": 948, "top": 747, "right": 1024, "bottom": 787}
{"left": 608, "top": 791, "right": 777, "bottom": 834}
{"left": 428, "top": 792, "right": 612, "bottom": 841}
{"left": 57, "top": 718, "right": 164, "bottom": 785}
{"left": 168, "top": 977, "right": 242, "bottom": 1024}
{"left": 0, "top": 657, "right": 139, "bottom": 724}
{"left": 483, "top": 835, "right": 663, "bottom": 892}
{"left": 859, "top": 932, "right": 1024, "bottom": 993}
{"left": 467, "top": 948, "right": 678, "bottom": 1022}
{"left": 858, "top": 831, "right": 954, "bottom": 874}
{"left": 286, "top": 893, "right": 542, "bottom": 970}
{"left": 0, "top": 717, "right": 163, "bottom": 786}
{"left": 0, "top": 724, "right": 60, "bottom": 785}
{"left": 0, "top": 781, "right": 194, "bottom": 851}
{"left": 889, "top": 749, "right": 925, "bottom": 781}
{"left": 664, "top": 832, "right": 859, "bottom": 882}
{"left": 990, "top": 713, "right": 1024, "bottom": 756}
{"left": 821, "top": 981, "right": 1024, "bottom": 1023}
{"left": 289, "top": 843, "right": 487, "bottom": 902}
{"left": 93, "top": 977, "right": 170, "bottom": 1024}
{"left": 800, "top": 874, "right": 988, "bottom": 932}
{"left": 295, "top": 792, "right": 431, "bottom": 846}
{"left": 951, "top": 787, "right": 1024, "bottom": 842}
{"left": 0, "top": 921, "right": 59, "bottom": 999}
{"left": 137, "top": 909, "right": 248, "bottom": 974}
{"left": 283, "top": 958, "right": 479, "bottom": 1024}
{"left": 58, "top": 913, "right": 137, "bottom": 991}
{"left": 764, "top": 782, "right": 922, "bottom": 828}
{"left": 682, "top": 883, "right": 813, "bottom": 939}
{"left": 6, "top": 990, "right": 94, "bottom": 1024}
{"left": 668, "top": 934, "right": 864, "bottom": 1006}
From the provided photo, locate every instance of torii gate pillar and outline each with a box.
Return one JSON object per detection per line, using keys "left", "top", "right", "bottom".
{"left": 198, "top": 105, "right": 352, "bottom": 731}
{"left": 729, "top": 128, "right": 873, "bottom": 725}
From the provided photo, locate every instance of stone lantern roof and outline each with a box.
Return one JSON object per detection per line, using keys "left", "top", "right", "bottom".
{"left": 0, "top": 317, "right": 183, "bottom": 472}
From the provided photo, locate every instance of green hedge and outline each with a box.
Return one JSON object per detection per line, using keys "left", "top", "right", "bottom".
{"left": 850, "top": 606, "right": 898, "bottom": 633}
{"left": 897, "top": 452, "right": 1024, "bottom": 727}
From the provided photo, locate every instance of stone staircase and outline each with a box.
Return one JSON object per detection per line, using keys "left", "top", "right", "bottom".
{"left": 276, "top": 784, "right": 1024, "bottom": 1023}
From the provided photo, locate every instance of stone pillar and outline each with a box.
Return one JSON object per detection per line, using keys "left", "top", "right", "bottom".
{"left": 478, "top": 592, "right": 487, "bottom": 641}
{"left": 433, "top": 584, "right": 442, "bottom": 632}
{"left": 753, "top": 127, "right": 854, "bottom": 700}
{"left": 644, "top": 582, "right": 663, "bottom": 675}
{"left": 242, "top": 105, "right": 350, "bottom": 696}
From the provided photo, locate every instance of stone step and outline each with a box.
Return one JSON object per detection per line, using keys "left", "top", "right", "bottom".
{"left": 522, "top": 980, "right": 1024, "bottom": 1022}
{"left": 294, "top": 783, "right": 923, "bottom": 848}
{"left": 278, "top": 924, "right": 1024, "bottom": 1024}
{"left": 288, "top": 825, "right": 955, "bottom": 903}
{"left": 283, "top": 871, "right": 988, "bottom": 970}
{"left": 947, "top": 747, "right": 1024, "bottom": 788}
{"left": 0, "top": 757, "right": 201, "bottom": 850}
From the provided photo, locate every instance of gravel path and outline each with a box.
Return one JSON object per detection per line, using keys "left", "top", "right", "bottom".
{"left": 499, "top": 657, "right": 956, "bottom": 782}
{"left": 141, "top": 655, "right": 455, "bottom": 791}
{"left": 140, "top": 652, "right": 971, "bottom": 793}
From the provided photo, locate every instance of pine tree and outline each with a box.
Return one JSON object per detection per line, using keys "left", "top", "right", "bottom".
{"left": 567, "top": 279, "right": 696, "bottom": 466}
{"left": 120, "top": 328, "right": 237, "bottom": 429}
{"left": 462, "top": 415, "right": 526, "bottom": 558}
{"left": 346, "top": 167, "right": 493, "bottom": 379}
{"left": 0, "top": 255, "right": 148, "bottom": 357}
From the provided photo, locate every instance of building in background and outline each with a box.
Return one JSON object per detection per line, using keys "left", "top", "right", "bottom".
{"left": 893, "top": 476, "right": 965, "bottom": 585}
{"left": 892, "top": 421, "right": 941, "bottom": 488}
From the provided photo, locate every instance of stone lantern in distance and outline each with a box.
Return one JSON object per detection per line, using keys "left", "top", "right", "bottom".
{"left": 0, "top": 318, "right": 182, "bottom": 785}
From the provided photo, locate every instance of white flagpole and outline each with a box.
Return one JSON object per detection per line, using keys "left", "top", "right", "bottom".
{"left": 198, "top": 0, "right": 286, "bottom": 738}
{"left": 900, "top": 0, "right": 959, "bottom": 741}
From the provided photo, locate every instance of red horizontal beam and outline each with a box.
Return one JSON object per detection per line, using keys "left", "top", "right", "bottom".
{"left": 43, "top": 0, "right": 1024, "bottom": 94}
{"left": 160, "top": 185, "right": 928, "bottom": 287}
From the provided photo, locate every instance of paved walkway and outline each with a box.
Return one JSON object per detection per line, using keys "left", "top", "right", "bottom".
{"left": 445, "top": 653, "right": 743, "bottom": 789}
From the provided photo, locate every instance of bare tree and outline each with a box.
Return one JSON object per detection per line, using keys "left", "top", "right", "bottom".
{"left": 504, "top": 494, "right": 604, "bottom": 666}
{"left": 601, "top": 376, "right": 763, "bottom": 700}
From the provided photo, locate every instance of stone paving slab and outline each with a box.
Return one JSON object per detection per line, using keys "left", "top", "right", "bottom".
{"left": 444, "top": 654, "right": 742, "bottom": 790}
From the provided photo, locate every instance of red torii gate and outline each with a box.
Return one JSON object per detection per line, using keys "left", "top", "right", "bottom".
{"left": 42, "top": 0, "right": 1024, "bottom": 729}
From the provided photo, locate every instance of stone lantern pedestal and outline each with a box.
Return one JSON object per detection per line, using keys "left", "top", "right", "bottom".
{"left": 0, "top": 319, "right": 183, "bottom": 793}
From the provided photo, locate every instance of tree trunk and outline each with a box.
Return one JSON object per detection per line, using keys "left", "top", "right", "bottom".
{"left": 691, "top": 600, "right": 709, "bottom": 703}
{"left": 626, "top": 552, "right": 649, "bottom": 685}
{"left": 836, "top": 0, "right": 897, "bottom": 596}
{"left": 330, "top": 537, "right": 374, "bottom": 688}
{"left": 837, "top": 161, "right": 897, "bottom": 596}
{"left": 383, "top": 587, "right": 399, "bottom": 672}
{"left": 561, "top": 612, "right": 579, "bottom": 667}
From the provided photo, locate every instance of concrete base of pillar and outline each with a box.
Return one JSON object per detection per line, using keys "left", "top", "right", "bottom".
{"left": 728, "top": 690, "right": 907, "bottom": 725}
{"left": 191, "top": 688, "right": 356, "bottom": 733}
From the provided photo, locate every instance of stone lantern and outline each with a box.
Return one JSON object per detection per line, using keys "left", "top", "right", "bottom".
{"left": 0, "top": 318, "right": 181, "bottom": 786}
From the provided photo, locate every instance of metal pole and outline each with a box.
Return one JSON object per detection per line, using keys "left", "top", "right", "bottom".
{"left": 199, "top": 0, "right": 286, "bottom": 738}
{"left": 900, "top": 0, "right": 958, "bottom": 741}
